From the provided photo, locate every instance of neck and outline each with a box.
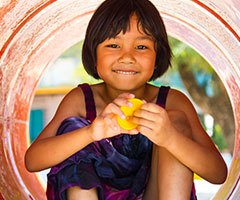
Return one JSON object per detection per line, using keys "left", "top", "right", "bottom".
{"left": 101, "top": 83, "right": 149, "bottom": 103}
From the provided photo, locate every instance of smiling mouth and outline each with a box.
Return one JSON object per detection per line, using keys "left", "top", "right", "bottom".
{"left": 113, "top": 70, "right": 138, "bottom": 75}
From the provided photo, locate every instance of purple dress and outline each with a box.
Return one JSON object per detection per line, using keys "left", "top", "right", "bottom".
{"left": 46, "top": 84, "right": 197, "bottom": 200}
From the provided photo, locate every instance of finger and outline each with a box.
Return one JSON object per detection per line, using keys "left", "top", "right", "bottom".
{"left": 113, "top": 92, "right": 136, "bottom": 106}
{"left": 133, "top": 109, "right": 158, "bottom": 123}
{"left": 104, "top": 115, "right": 121, "bottom": 132}
{"left": 117, "top": 93, "right": 135, "bottom": 99}
{"left": 102, "top": 103, "right": 126, "bottom": 119}
{"left": 131, "top": 115, "right": 156, "bottom": 130}
{"left": 137, "top": 125, "right": 152, "bottom": 138}
{"left": 140, "top": 103, "right": 164, "bottom": 113}
{"left": 128, "top": 129, "right": 139, "bottom": 135}
{"left": 112, "top": 97, "right": 134, "bottom": 108}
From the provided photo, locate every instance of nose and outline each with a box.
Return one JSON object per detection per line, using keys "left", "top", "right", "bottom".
{"left": 118, "top": 49, "right": 136, "bottom": 64}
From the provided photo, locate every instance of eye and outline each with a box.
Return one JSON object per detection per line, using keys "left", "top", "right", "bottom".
{"left": 136, "top": 45, "right": 148, "bottom": 50}
{"left": 106, "top": 44, "right": 120, "bottom": 48}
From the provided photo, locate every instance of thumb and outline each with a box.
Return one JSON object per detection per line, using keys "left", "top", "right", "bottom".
{"left": 128, "top": 128, "right": 139, "bottom": 135}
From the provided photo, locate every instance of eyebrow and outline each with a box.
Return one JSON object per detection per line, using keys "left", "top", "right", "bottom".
{"left": 136, "top": 36, "right": 154, "bottom": 41}
{"left": 113, "top": 35, "right": 154, "bottom": 41}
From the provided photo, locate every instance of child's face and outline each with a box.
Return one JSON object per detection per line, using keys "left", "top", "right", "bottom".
{"left": 96, "top": 14, "right": 156, "bottom": 91}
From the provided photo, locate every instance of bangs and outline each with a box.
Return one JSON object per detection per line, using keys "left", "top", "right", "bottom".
{"left": 93, "top": 1, "right": 154, "bottom": 43}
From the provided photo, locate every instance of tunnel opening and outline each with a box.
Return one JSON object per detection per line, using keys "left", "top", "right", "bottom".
{"left": 0, "top": 1, "right": 239, "bottom": 199}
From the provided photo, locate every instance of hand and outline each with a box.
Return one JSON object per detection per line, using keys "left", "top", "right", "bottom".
{"left": 132, "top": 103, "right": 174, "bottom": 147}
{"left": 88, "top": 93, "right": 139, "bottom": 141}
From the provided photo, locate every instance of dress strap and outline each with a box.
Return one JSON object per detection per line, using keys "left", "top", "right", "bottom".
{"left": 78, "top": 83, "right": 96, "bottom": 122}
{"left": 156, "top": 86, "right": 170, "bottom": 108}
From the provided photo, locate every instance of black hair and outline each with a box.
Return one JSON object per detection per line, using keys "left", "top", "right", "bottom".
{"left": 82, "top": 0, "right": 172, "bottom": 80}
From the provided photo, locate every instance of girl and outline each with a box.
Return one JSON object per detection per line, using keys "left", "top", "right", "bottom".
{"left": 25, "top": 0, "right": 227, "bottom": 199}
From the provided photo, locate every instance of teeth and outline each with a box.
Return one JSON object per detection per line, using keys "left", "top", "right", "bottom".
{"left": 114, "top": 70, "right": 137, "bottom": 75}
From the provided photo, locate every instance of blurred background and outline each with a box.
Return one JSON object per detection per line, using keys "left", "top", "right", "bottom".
{"left": 29, "top": 37, "right": 234, "bottom": 200}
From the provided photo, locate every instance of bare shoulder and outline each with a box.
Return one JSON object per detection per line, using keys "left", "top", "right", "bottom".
{"left": 166, "top": 88, "right": 214, "bottom": 145}
{"left": 166, "top": 88, "right": 200, "bottom": 132}
{"left": 36, "top": 86, "right": 86, "bottom": 139}
{"left": 166, "top": 88, "right": 195, "bottom": 113}
{"left": 55, "top": 86, "right": 86, "bottom": 119}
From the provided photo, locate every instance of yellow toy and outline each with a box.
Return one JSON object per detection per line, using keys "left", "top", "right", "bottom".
{"left": 117, "top": 98, "right": 144, "bottom": 130}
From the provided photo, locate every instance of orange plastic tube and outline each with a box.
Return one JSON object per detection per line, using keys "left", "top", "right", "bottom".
{"left": 0, "top": 0, "right": 239, "bottom": 199}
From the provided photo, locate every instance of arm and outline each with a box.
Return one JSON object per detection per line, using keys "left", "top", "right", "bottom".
{"left": 166, "top": 89, "right": 227, "bottom": 184}
{"left": 25, "top": 87, "right": 95, "bottom": 172}
{"left": 25, "top": 89, "right": 137, "bottom": 172}
{"left": 133, "top": 89, "right": 227, "bottom": 184}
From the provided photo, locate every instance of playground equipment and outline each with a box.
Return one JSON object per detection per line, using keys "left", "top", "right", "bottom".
{"left": 0, "top": 0, "right": 239, "bottom": 199}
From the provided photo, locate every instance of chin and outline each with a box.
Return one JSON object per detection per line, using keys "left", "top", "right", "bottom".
{"left": 113, "top": 83, "right": 144, "bottom": 92}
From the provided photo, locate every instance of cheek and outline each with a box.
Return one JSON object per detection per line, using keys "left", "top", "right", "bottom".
{"left": 145, "top": 56, "right": 156, "bottom": 76}
{"left": 145, "top": 55, "right": 156, "bottom": 70}
{"left": 148, "top": 67, "right": 155, "bottom": 78}
{"left": 96, "top": 61, "right": 109, "bottom": 80}
{"left": 96, "top": 51, "right": 106, "bottom": 70}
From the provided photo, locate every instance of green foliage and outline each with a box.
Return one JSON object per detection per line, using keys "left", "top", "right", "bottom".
{"left": 168, "top": 36, "right": 215, "bottom": 74}
{"left": 61, "top": 41, "right": 83, "bottom": 58}
{"left": 73, "top": 64, "right": 102, "bottom": 84}
{"left": 169, "top": 37, "right": 214, "bottom": 73}
{"left": 60, "top": 41, "right": 100, "bottom": 84}
{"left": 211, "top": 124, "right": 227, "bottom": 151}
{"left": 168, "top": 36, "right": 224, "bottom": 97}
